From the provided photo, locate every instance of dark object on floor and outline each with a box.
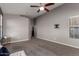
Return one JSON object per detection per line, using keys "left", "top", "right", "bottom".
{"left": 0, "top": 47, "right": 10, "bottom": 56}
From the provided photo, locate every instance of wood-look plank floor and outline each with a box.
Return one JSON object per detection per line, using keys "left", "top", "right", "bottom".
{"left": 5, "top": 38, "right": 79, "bottom": 56}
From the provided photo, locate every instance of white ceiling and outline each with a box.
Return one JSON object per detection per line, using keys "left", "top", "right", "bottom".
{"left": 0, "top": 3, "right": 63, "bottom": 19}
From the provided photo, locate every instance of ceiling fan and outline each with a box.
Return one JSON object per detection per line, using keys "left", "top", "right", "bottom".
{"left": 30, "top": 3, "right": 55, "bottom": 13}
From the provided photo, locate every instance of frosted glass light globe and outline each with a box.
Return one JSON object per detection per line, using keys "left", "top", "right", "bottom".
{"left": 40, "top": 7, "right": 44, "bottom": 11}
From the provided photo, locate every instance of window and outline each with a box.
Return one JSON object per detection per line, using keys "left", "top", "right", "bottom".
{"left": 69, "top": 16, "right": 79, "bottom": 39}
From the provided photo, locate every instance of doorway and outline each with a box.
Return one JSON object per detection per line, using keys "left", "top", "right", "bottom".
{"left": 31, "top": 27, "right": 35, "bottom": 38}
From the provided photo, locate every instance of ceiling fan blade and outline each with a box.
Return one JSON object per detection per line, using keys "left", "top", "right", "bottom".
{"left": 37, "top": 9, "right": 40, "bottom": 13}
{"left": 30, "top": 5, "right": 40, "bottom": 7}
{"left": 44, "top": 8, "right": 49, "bottom": 12}
{"left": 45, "top": 3, "right": 55, "bottom": 6}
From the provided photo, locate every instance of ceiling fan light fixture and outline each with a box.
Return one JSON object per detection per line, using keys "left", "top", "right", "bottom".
{"left": 40, "top": 7, "right": 44, "bottom": 11}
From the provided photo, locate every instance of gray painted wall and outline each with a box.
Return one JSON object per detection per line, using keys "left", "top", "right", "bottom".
{"left": 3, "top": 14, "right": 31, "bottom": 43}
{"left": 0, "top": 15, "right": 2, "bottom": 39}
{"left": 36, "top": 3, "right": 79, "bottom": 48}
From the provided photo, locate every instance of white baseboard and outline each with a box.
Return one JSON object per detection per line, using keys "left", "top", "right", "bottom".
{"left": 37, "top": 38, "right": 79, "bottom": 49}
{"left": 50, "top": 40, "right": 79, "bottom": 49}
{"left": 11, "top": 39, "right": 29, "bottom": 43}
{"left": 3, "top": 39, "right": 30, "bottom": 44}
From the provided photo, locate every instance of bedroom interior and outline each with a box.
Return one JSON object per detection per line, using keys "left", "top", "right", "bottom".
{"left": 0, "top": 3, "right": 79, "bottom": 56}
